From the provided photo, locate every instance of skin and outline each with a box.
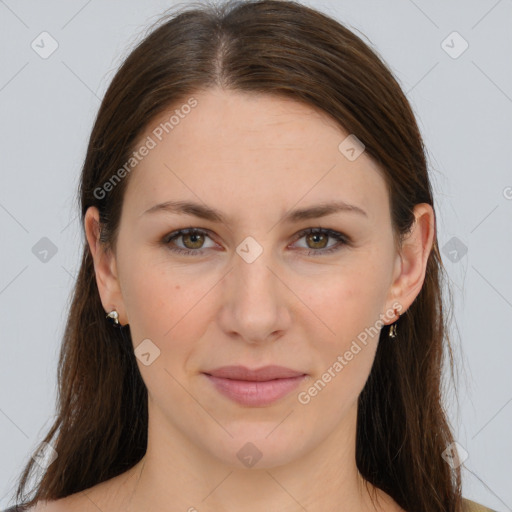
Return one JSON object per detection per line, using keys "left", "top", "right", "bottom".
{"left": 36, "top": 88, "right": 434, "bottom": 512}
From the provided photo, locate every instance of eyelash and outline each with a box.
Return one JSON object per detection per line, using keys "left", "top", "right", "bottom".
{"left": 162, "top": 227, "right": 350, "bottom": 257}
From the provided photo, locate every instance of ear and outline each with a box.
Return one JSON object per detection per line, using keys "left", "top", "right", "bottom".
{"left": 84, "top": 206, "right": 128, "bottom": 325}
{"left": 384, "top": 203, "right": 436, "bottom": 323}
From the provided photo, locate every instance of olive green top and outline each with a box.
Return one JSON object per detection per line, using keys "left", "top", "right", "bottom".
{"left": 463, "top": 497, "right": 497, "bottom": 512}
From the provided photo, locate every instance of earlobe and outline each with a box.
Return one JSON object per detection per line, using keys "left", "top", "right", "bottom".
{"left": 84, "top": 206, "right": 126, "bottom": 323}
{"left": 386, "top": 203, "right": 435, "bottom": 318}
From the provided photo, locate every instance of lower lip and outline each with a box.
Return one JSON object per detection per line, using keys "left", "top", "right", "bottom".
{"left": 204, "top": 374, "right": 307, "bottom": 406}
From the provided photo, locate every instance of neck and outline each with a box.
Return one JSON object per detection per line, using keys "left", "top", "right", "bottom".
{"left": 110, "top": 402, "right": 396, "bottom": 512}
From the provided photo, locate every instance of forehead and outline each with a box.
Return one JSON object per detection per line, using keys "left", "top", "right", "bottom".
{"left": 123, "top": 88, "right": 388, "bottom": 225}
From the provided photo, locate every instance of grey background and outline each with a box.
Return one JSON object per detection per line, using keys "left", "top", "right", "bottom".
{"left": 1, "top": 0, "right": 511, "bottom": 510}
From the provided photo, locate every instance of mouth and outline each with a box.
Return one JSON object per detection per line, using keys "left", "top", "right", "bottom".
{"left": 202, "top": 365, "right": 307, "bottom": 407}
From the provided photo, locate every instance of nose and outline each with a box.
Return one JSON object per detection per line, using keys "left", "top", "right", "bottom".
{"left": 217, "top": 243, "right": 291, "bottom": 345}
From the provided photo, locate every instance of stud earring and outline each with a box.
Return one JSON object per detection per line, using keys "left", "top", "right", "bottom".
{"left": 106, "top": 310, "right": 121, "bottom": 327}
{"left": 388, "top": 308, "right": 400, "bottom": 338}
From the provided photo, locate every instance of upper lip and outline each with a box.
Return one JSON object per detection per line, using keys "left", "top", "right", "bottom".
{"left": 204, "top": 365, "right": 306, "bottom": 381}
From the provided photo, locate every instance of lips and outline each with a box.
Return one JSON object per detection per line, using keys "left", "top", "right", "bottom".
{"left": 204, "top": 365, "right": 305, "bottom": 381}
{"left": 203, "top": 365, "right": 307, "bottom": 406}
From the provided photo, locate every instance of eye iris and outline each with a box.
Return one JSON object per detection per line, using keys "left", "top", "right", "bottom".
{"left": 183, "top": 232, "right": 204, "bottom": 249}
{"left": 306, "top": 232, "right": 328, "bottom": 249}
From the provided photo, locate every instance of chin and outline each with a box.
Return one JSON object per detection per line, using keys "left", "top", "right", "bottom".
{"left": 202, "top": 424, "right": 312, "bottom": 470}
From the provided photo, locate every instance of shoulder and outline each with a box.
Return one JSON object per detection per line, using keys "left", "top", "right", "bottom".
{"left": 4, "top": 465, "right": 140, "bottom": 512}
{"left": 1, "top": 495, "right": 86, "bottom": 512}
{"left": 1, "top": 502, "right": 50, "bottom": 512}
{"left": 5, "top": 472, "right": 134, "bottom": 512}
{"left": 462, "top": 497, "right": 498, "bottom": 512}
{"left": 5, "top": 495, "right": 497, "bottom": 512}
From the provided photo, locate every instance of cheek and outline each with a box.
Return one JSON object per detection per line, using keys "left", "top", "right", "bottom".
{"left": 122, "top": 271, "right": 171, "bottom": 330}
{"left": 121, "top": 269, "right": 206, "bottom": 393}
{"left": 124, "top": 273, "right": 191, "bottom": 341}
{"left": 298, "top": 278, "right": 383, "bottom": 415}
{"left": 299, "top": 259, "right": 389, "bottom": 385}
{"left": 120, "top": 255, "right": 219, "bottom": 358}
{"left": 304, "top": 262, "right": 388, "bottom": 339}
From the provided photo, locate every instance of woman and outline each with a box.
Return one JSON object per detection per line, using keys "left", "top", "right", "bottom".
{"left": 5, "top": 1, "right": 497, "bottom": 511}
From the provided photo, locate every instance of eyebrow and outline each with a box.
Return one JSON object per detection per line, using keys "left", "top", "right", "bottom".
{"left": 141, "top": 199, "right": 368, "bottom": 223}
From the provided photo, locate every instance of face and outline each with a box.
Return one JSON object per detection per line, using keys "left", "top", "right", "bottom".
{"left": 87, "top": 88, "right": 428, "bottom": 470}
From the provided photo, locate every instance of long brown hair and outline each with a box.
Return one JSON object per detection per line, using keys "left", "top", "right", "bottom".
{"left": 12, "top": 1, "right": 462, "bottom": 510}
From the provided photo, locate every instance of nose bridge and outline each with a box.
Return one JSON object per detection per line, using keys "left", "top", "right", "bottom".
{"left": 235, "top": 235, "right": 280, "bottom": 309}
{"left": 236, "top": 241, "right": 276, "bottom": 296}
{"left": 221, "top": 234, "right": 289, "bottom": 343}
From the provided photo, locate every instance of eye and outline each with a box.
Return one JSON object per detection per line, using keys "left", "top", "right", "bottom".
{"left": 290, "top": 227, "right": 349, "bottom": 256}
{"left": 163, "top": 228, "right": 217, "bottom": 256}
{"left": 162, "top": 227, "right": 350, "bottom": 257}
